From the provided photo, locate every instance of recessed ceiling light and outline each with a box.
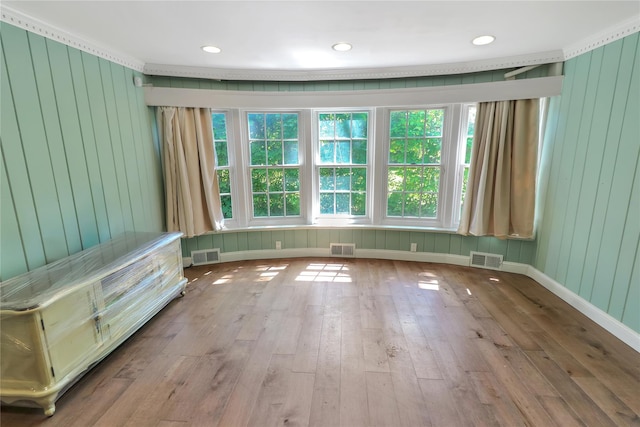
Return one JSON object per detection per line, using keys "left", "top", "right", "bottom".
{"left": 332, "top": 42, "right": 352, "bottom": 52}
{"left": 202, "top": 45, "right": 221, "bottom": 53}
{"left": 472, "top": 35, "right": 495, "bottom": 46}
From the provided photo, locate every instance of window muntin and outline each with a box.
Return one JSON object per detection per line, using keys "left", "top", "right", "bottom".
{"left": 247, "top": 112, "right": 300, "bottom": 218}
{"left": 212, "top": 112, "right": 232, "bottom": 219}
{"left": 317, "top": 112, "right": 368, "bottom": 216}
{"left": 387, "top": 109, "right": 444, "bottom": 219}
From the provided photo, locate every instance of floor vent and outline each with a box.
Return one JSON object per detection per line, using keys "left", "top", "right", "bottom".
{"left": 191, "top": 249, "right": 221, "bottom": 266}
{"left": 470, "top": 251, "right": 503, "bottom": 270}
{"left": 330, "top": 243, "right": 356, "bottom": 257}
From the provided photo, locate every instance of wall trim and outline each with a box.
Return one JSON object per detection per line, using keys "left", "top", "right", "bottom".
{"left": 144, "top": 76, "right": 563, "bottom": 108}
{"left": 0, "top": 4, "right": 144, "bottom": 72}
{"left": 184, "top": 248, "right": 639, "bottom": 353}
{"left": 563, "top": 16, "right": 640, "bottom": 61}
{"left": 143, "top": 51, "right": 564, "bottom": 82}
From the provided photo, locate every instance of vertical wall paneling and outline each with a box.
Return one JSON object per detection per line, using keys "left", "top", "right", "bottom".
{"left": 3, "top": 25, "right": 70, "bottom": 263}
{"left": 1, "top": 40, "right": 46, "bottom": 274}
{"left": 544, "top": 57, "right": 576, "bottom": 276}
{"left": 591, "top": 35, "right": 639, "bottom": 314}
{"left": 68, "top": 48, "right": 111, "bottom": 243}
{"left": 110, "top": 62, "right": 146, "bottom": 231}
{"left": 0, "top": 23, "right": 164, "bottom": 280}
{"left": 28, "top": 34, "right": 82, "bottom": 255}
{"left": 46, "top": 38, "right": 99, "bottom": 250}
{"left": 82, "top": 52, "right": 126, "bottom": 237}
{"left": 622, "top": 246, "right": 639, "bottom": 330}
{"left": 554, "top": 51, "right": 599, "bottom": 286}
{"left": 125, "top": 68, "right": 154, "bottom": 230}
{"left": 535, "top": 32, "right": 639, "bottom": 331}
{"left": 578, "top": 37, "right": 635, "bottom": 306}
{"left": 0, "top": 151, "right": 28, "bottom": 278}
{"left": 100, "top": 58, "right": 136, "bottom": 232}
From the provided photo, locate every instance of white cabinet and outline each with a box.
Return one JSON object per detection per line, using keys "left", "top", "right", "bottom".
{"left": 0, "top": 232, "right": 187, "bottom": 416}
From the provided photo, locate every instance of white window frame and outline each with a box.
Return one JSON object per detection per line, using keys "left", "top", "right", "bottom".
{"left": 312, "top": 108, "right": 375, "bottom": 225}
{"left": 377, "top": 104, "right": 464, "bottom": 229}
{"left": 236, "top": 109, "right": 309, "bottom": 227}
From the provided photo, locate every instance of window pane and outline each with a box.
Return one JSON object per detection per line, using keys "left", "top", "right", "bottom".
{"left": 270, "top": 193, "right": 284, "bottom": 216}
{"left": 335, "top": 113, "right": 351, "bottom": 138}
{"left": 215, "top": 140, "right": 228, "bottom": 167}
{"left": 406, "top": 139, "right": 422, "bottom": 164}
{"left": 283, "top": 114, "right": 298, "bottom": 139}
{"left": 389, "top": 111, "right": 407, "bottom": 138}
{"left": 351, "top": 168, "right": 366, "bottom": 191}
{"left": 335, "top": 168, "right": 350, "bottom": 191}
{"left": 284, "top": 141, "right": 299, "bottom": 165}
{"left": 285, "top": 169, "right": 299, "bottom": 191}
{"left": 319, "top": 114, "right": 335, "bottom": 138}
{"left": 251, "top": 141, "right": 266, "bottom": 165}
{"left": 336, "top": 193, "right": 350, "bottom": 214}
{"left": 253, "top": 194, "right": 268, "bottom": 217}
{"left": 320, "top": 193, "right": 334, "bottom": 214}
{"left": 320, "top": 141, "right": 335, "bottom": 163}
{"left": 407, "top": 110, "right": 426, "bottom": 137}
{"left": 351, "top": 112, "right": 368, "bottom": 138}
{"left": 351, "top": 193, "right": 366, "bottom": 215}
{"left": 252, "top": 168, "right": 267, "bottom": 192}
{"left": 389, "top": 139, "right": 405, "bottom": 164}
{"left": 387, "top": 192, "right": 403, "bottom": 216}
{"left": 248, "top": 113, "right": 265, "bottom": 139}
{"left": 267, "top": 140, "right": 282, "bottom": 165}
{"left": 266, "top": 113, "right": 282, "bottom": 140}
{"left": 422, "top": 193, "right": 438, "bottom": 217}
{"left": 286, "top": 193, "right": 300, "bottom": 216}
{"left": 426, "top": 109, "right": 444, "bottom": 136}
{"left": 352, "top": 140, "right": 367, "bottom": 164}
{"left": 212, "top": 113, "right": 227, "bottom": 139}
{"left": 319, "top": 168, "right": 334, "bottom": 190}
{"left": 220, "top": 195, "right": 232, "bottom": 219}
{"left": 424, "top": 138, "right": 441, "bottom": 164}
{"left": 405, "top": 167, "right": 423, "bottom": 191}
{"left": 388, "top": 167, "right": 404, "bottom": 192}
{"left": 336, "top": 141, "right": 351, "bottom": 163}
{"left": 269, "top": 169, "right": 284, "bottom": 192}
{"left": 465, "top": 137, "right": 473, "bottom": 164}
{"left": 217, "top": 169, "right": 230, "bottom": 193}
{"left": 405, "top": 193, "right": 420, "bottom": 217}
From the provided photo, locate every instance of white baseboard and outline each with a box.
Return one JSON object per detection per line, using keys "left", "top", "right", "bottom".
{"left": 526, "top": 266, "right": 640, "bottom": 353}
{"left": 182, "top": 248, "right": 639, "bottom": 353}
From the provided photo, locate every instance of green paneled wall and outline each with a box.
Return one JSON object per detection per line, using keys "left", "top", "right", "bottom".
{"left": 535, "top": 32, "right": 639, "bottom": 332}
{"left": 0, "top": 23, "right": 165, "bottom": 280}
{"left": 181, "top": 229, "right": 536, "bottom": 265}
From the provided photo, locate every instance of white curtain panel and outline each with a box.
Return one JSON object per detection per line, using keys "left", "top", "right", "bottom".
{"left": 458, "top": 99, "right": 539, "bottom": 239}
{"left": 159, "top": 107, "right": 224, "bottom": 237}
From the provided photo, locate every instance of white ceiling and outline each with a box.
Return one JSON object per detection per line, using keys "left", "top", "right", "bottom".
{"left": 3, "top": 1, "right": 639, "bottom": 80}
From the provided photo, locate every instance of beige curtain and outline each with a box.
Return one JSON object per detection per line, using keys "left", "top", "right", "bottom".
{"left": 458, "top": 99, "right": 539, "bottom": 238}
{"left": 159, "top": 107, "right": 224, "bottom": 237}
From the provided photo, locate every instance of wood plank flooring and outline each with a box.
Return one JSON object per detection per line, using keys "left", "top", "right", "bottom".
{"left": 2, "top": 258, "right": 639, "bottom": 426}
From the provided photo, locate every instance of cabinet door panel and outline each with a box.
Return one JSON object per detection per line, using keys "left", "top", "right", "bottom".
{"left": 41, "top": 287, "right": 100, "bottom": 379}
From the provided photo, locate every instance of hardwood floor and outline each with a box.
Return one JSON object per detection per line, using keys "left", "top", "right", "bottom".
{"left": 2, "top": 258, "right": 638, "bottom": 426}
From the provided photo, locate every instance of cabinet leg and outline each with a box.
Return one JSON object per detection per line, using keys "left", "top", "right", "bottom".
{"left": 44, "top": 403, "right": 56, "bottom": 417}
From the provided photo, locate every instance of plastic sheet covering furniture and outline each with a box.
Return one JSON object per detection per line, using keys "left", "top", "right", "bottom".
{"left": 0, "top": 232, "right": 187, "bottom": 416}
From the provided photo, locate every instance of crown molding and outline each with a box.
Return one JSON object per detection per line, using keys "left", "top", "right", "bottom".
{"left": 563, "top": 15, "right": 640, "bottom": 60}
{"left": 2, "top": 3, "right": 638, "bottom": 81}
{"left": 0, "top": 4, "right": 144, "bottom": 72}
{"left": 143, "top": 51, "right": 565, "bottom": 82}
